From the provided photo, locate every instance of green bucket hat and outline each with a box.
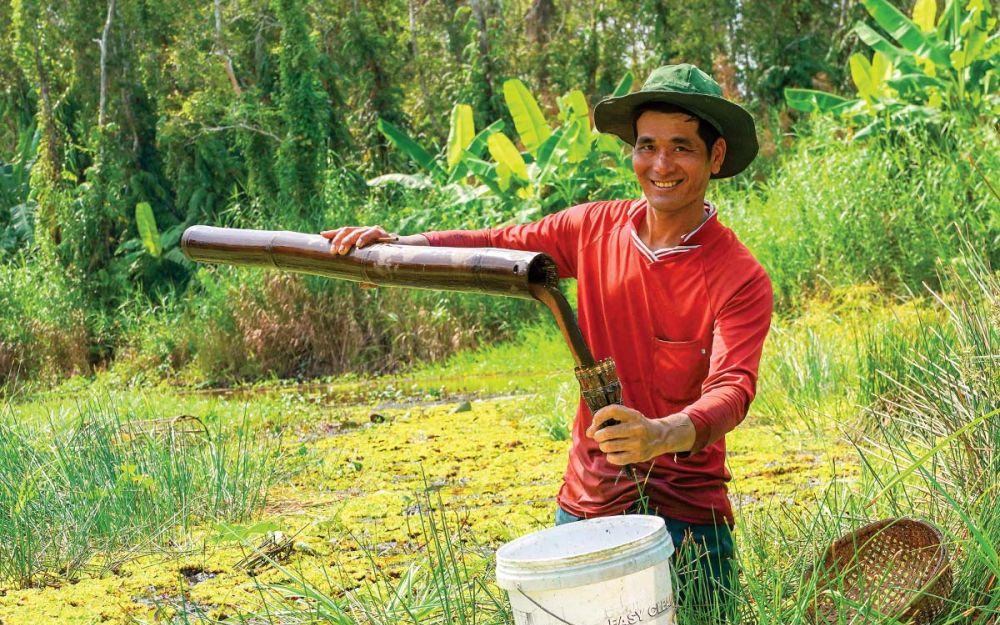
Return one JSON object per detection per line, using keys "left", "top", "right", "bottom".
{"left": 594, "top": 64, "right": 758, "bottom": 179}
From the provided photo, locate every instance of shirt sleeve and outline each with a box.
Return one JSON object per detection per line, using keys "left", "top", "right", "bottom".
{"left": 681, "top": 268, "right": 774, "bottom": 454}
{"left": 420, "top": 203, "right": 591, "bottom": 279}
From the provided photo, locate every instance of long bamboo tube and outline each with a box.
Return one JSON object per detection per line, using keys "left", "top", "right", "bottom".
{"left": 182, "top": 226, "right": 559, "bottom": 298}
{"left": 181, "top": 225, "right": 597, "bottom": 367}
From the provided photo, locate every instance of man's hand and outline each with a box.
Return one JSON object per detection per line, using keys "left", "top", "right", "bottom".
{"left": 320, "top": 226, "right": 430, "bottom": 255}
{"left": 585, "top": 405, "right": 696, "bottom": 465}
{"left": 320, "top": 225, "right": 393, "bottom": 255}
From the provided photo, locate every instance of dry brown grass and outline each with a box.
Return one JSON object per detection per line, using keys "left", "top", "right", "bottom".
{"left": 0, "top": 316, "right": 89, "bottom": 390}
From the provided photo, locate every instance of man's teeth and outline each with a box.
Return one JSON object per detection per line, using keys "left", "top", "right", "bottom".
{"left": 652, "top": 180, "right": 680, "bottom": 189}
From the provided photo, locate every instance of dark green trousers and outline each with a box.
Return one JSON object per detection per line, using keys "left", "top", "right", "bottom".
{"left": 555, "top": 506, "right": 737, "bottom": 623}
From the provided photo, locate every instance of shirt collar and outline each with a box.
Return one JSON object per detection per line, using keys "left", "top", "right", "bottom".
{"left": 628, "top": 200, "right": 718, "bottom": 262}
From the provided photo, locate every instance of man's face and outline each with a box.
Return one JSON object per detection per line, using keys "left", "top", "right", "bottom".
{"left": 632, "top": 111, "right": 727, "bottom": 217}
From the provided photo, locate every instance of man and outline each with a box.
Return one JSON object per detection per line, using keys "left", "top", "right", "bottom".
{"left": 323, "top": 64, "right": 772, "bottom": 616}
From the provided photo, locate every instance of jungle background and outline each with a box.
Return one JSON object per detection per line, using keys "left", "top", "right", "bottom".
{"left": 5, "top": 0, "right": 993, "bottom": 388}
{"left": 0, "top": 0, "right": 997, "bottom": 623}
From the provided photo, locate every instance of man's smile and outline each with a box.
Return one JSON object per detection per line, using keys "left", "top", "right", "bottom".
{"left": 651, "top": 179, "right": 681, "bottom": 189}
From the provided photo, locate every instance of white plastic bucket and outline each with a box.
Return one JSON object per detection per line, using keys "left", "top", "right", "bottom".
{"left": 496, "top": 515, "right": 676, "bottom": 625}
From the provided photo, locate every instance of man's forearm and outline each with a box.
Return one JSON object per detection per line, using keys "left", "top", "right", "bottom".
{"left": 652, "top": 412, "right": 697, "bottom": 456}
{"left": 396, "top": 234, "right": 430, "bottom": 245}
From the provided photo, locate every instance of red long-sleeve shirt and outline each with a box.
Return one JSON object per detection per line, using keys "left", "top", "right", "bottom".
{"left": 422, "top": 199, "right": 773, "bottom": 525}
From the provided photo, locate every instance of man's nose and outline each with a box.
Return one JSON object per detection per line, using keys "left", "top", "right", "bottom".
{"left": 651, "top": 151, "right": 673, "bottom": 173}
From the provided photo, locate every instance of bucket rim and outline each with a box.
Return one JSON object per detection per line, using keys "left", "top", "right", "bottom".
{"left": 495, "top": 516, "right": 674, "bottom": 592}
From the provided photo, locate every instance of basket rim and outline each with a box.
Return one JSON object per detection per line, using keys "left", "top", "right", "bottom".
{"left": 804, "top": 517, "right": 950, "bottom": 622}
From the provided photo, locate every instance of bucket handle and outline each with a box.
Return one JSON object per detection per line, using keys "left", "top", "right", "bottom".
{"left": 517, "top": 589, "right": 583, "bottom": 625}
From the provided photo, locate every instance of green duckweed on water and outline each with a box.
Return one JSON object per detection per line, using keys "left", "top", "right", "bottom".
{"left": 0, "top": 376, "right": 853, "bottom": 624}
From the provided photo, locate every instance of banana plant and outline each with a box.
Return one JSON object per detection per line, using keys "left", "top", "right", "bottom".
{"left": 368, "top": 106, "right": 505, "bottom": 213}
{"left": 371, "top": 72, "right": 637, "bottom": 219}
{"left": 462, "top": 73, "right": 636, "bottom": 217}
{"left": 0, "top": 125, "right": 39, "bottom": 255}
{"left": 784, "top": 0, "right": 997, "bottom": 137}
{"left": 369, "top": 107, "right": 502, "bottom": 187}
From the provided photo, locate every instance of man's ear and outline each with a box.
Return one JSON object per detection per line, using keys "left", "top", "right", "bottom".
{"left": 711, "top": 137, "right": 727, "bottom": 175}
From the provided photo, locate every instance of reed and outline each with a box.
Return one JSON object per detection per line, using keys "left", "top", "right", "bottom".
{"left": 0, "top": 399, "right": 282, "bottom": 588}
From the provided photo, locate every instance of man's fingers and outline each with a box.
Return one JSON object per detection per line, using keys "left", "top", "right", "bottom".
{"left": 588, "top": 405, "right": 624, "bottom": 438}
{"left": 356, "top": 226, "right": 388, "bottom": 248}
{"left": 597, "top": 438, "right": 633, "bottom": 454}
{"left": 606, "top": 452, "right": 635, "bottom": 466}
{"left": 593, "top": 420, "right": 644, "bottom": 444}
{"left": 328, "top": 228, "right": 353, "bottom": 253}
{"left": 330, "top": 227, "right": 365, "bottom": 255}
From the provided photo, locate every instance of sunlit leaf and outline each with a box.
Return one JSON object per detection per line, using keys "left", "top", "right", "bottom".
{"left": 850, "top": 53, "right": 877, "bottom": 102}
{"left": 486, "top": 133, "right": 529, "bottom": 182}
{"left": 558, "top": 90, "right": 589, "bottom": 125}
{"left": 502, "top": 79, "right": 551, "bottom": 156}
{"left": 135, "top": 202, "right": 161, "bottom": 258}
{"left": 860, "top": 0, "right": 951, "bottom": 65}
{"left": 913, "top": 0, "right": 937, "bottom": 33}
{"left": 463, "top": 120, "right": 504, "bottom": 161}
{"left": 495, "top": 161, "right": 511, "bottom": 191}
{"left": 558, "top": 119, "right": 592, "bottom": 164}
{"left": 446, "top": 104, "right": 475, "bottom": 171}
{"left": 446, "top": 119, "right": 505, "bottom": 185}
{"left": 871, "top": 51, "right": 894, "bottom": 83}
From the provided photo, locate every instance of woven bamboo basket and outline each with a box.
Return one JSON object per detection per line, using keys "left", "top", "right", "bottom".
{"left": 805, "top": 518, "right": 952, "bottom": 625}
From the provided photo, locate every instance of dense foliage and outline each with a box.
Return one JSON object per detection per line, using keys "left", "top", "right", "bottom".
{"left": 786, "top": 0, "right": 998, "bottom": 137}
{"left": 0, "top": 0, "right": 996, "bottom": 389}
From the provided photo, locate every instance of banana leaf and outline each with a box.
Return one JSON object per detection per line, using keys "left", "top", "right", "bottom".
{"left": 502, "top": 79, "right": 551, "bottom": 156}
{"left": 446, "top": 120, "right": 505, "bottom": 185}
{"left": 558, "top": 90, "right": 590, "bottom": 125}
{"left": 860, "top": 0, "right": 951, "bottom": 65}
{"left": 461, "top": 155, "right": 506, "bottom": 198}
{"left": 854, "top": 23, "right": 918, "bottom": 70}
{"left": 784, "top": 88, "right": 858, "bottom": 114}
{"left": 135, "top": 202, "right": 162, "bottom": 258}
{"left": 376, "top": 118, "right": 445, "bottom": 181}
{"left": 487, "top": 133, "right": 529, "bottom": 182}
{"left": 446, "top": 104, "right": 475, "bottom": 171}
{"left": 912, "top": 0, "right": 937, "bottom": 33}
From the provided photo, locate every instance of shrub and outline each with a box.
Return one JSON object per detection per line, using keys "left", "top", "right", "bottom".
{"left": 718, "top": 120, "right": 999, "bottom": 310}
{"left": 0, "top": 254, "right": 89, "bottom": 390}
{"left": 114, "top": 264, "right": 540, "bottom": 386}
{"left": 0, "top": 403, "right": 282, "bottom": 588}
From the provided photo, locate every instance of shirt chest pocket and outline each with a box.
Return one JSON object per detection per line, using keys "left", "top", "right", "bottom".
{"left": 650, "top": 338, "right": 710, "bottom": 404}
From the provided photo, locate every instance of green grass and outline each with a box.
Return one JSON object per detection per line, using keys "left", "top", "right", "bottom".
{"left": 1, "top": 257, "right": 994, "bottom": 622}
{"left": 717, "top": 120, "right": 998, "bottom": 312}
{"left": 155, "top": 252, "right": 997, "bottom": 624}
{"left": 0, "top": 399, "right": 284, "bottom": 589}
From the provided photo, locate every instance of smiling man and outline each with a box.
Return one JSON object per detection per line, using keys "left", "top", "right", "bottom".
{"left": 323, "top": 64, "right": 773, "bottom": 617}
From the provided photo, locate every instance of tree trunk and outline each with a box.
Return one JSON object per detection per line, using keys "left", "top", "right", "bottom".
{"left": 214, "top": 0, "right": 242, "bottom": 96}
{"left": 470, "top": 0, "right": 496, "bottom": 112}
{"left": 524, "top": 0, "right": 555, "bottom": 93}
{"left": 30, "top": 20, "right": 59, "bottom": 183}
{"left": 97, "top": 0, "right": 115, "bottom": 129}
{"left": 408, "top": 0, "right": 430, "bottom": 114}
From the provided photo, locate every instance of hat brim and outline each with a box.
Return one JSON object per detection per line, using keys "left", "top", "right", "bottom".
{"left": 594, "top": 91, "right": 758, "bottom": 179}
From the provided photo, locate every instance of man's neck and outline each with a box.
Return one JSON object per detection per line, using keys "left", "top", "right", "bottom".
{"left": 639, "top": 200, "right": 709, "bottom": 251}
